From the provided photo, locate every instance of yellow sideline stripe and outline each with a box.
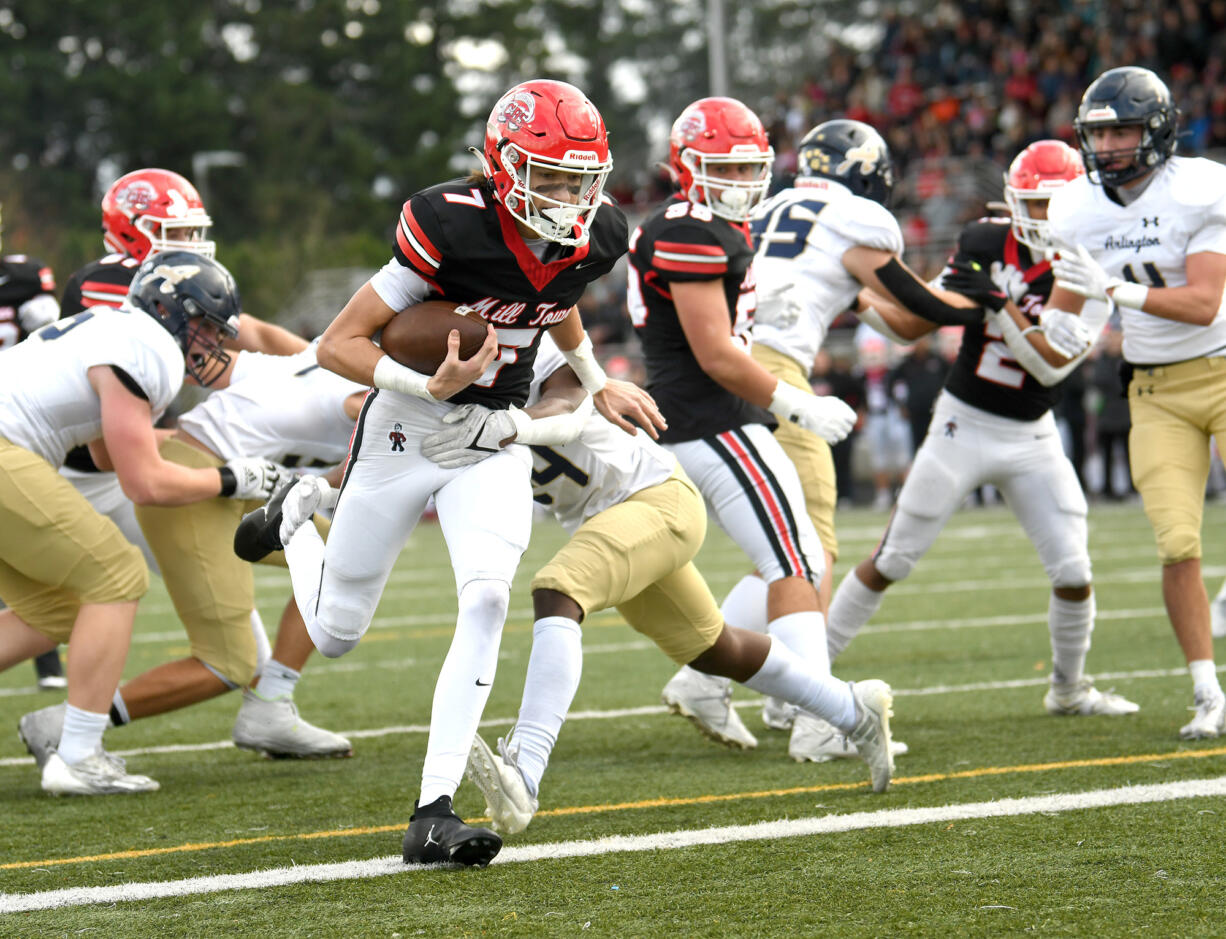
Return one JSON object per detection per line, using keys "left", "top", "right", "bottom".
{"left": 6, "top": 744, "right": 1225, "bottom": 871}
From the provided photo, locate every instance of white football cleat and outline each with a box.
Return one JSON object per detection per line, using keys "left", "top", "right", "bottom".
{"left": 1044, "top": 678, "right": 1140, "bottom": 717}
{"left": 762, "top": 695, "right": 798, "bottom": 731}
{"left": 1179, "top": 689, "right": 1226, "bottom": 740}
{"left": 232, "top": 689, "right": 352, "bottom": 758}
{"left": 788, "top": 712, "right": 909, "bottom": 762}
{"left": 18, "top": 702, "right": 66, "bottom": 770}
{"left": 661, "top": 667, "right": 757, "bottom": 750}
{"left": 464, "top": 733, "right": 538, "bottom": 834}
{"left": 42, "top": 749, "right": 159, "bottom": 796}
{"left": 847, "top": 679, "right": 895, "bottom": 793}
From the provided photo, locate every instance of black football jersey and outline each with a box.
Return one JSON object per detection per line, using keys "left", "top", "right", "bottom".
{"left": 628, "top": 195, "right": 773, "bottom": 443}
{"left": 943, "top": 219, "right": 1061, "bottom": 421}
{"left": 60, "top": 254, "right": 140, "bottom": 316}
{"left": 392, "top": 179, "right": 628, "bottom": 409}
{"left": 0, "top": 254, "right": 55, "bottom": 349}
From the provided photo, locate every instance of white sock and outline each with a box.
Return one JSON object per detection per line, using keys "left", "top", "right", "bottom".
{"left": 827, "top": 570, "right": 886, "bottom": 662}
{"left": 511, "top": 616, "right": 584, "bottom": 798}
{"left": 1049, "top": 593, "right": 1095, "bottom": 686}
{"left": 254, "top": 659, "right": 301, "bottom": 700}
{"left": 1189, "top": 659, "right": 1223, "bottom": 700}
{"left": 1216, "top": 579, "right": 1226, "bottom": 603}
{"left": 419, "top": 580, "right": 509, "bottom": 805}
{"left": 768, "top": 610, "right": 830, "bottom": 676}
{"left": 721, "top": 574, "right": 769, "bottom": 633}
{"left": 58, "top": 704, "right": 109, "bottom": 764}
{"left": 742, "top": 639, "right": 856, "bottom": 732}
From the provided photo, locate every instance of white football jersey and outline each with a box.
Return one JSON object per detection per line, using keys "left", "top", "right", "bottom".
{"left": 0, "top": 306, "right": 184, "bottom": 466}
{"left": 177, "top": 342, "right": 367, "bottom": 467}
{"left": 528, "top": 337, "right": 676, "bottom": 533}
{"left": 750, "top": 177, "right": 904, "bottom": 370}
{"left": 1048, "top": 156, "right": 1226, "bottom": 364}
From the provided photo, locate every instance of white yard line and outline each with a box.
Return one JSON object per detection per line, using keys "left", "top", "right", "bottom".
{"left": 3, "top": 776, "right": 1224, "bottom": 913}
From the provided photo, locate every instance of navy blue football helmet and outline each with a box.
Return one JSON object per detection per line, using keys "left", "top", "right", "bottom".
{"left": 127, "top": 250, "right": 241, "bottom": 386}
{"left": 796, "top": 119, "right": 894, "bottom": 206}
{"left": 1074, "top": 67, "right": 1178, "bottom": 187}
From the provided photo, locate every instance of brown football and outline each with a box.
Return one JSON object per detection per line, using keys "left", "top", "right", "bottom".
{"left": 379, "top": 300, "right": 490, "bottom": 374}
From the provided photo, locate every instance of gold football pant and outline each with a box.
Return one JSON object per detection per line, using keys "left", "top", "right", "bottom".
{"left": 0, "top": 437, "right": 147, "bottom": 642}
{"left": 135, "top": 438, "right": 329, "bottom": 686}
{"left": 531, "top": 468, "right": 724, "bottom": 664}
{"left": 1129, "top": 356, "right": 1226, "bottom": 564}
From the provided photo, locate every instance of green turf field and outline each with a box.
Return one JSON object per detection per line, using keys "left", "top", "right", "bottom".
{"left": 3, "top": 499, "right": 1225, "bottom": 936}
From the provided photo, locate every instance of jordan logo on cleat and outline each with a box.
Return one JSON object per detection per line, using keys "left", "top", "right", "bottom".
{"left": 424, "top": 825, "right": 441, "bottom": 847}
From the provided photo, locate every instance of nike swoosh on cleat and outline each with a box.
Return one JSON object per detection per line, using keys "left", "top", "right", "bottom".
{"left": 475, "top": 679, "right": 491, "bottom": 686}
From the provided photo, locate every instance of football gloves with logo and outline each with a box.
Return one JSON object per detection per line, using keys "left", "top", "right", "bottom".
{"left": 219, "top": 458, "right": 291, "bottom": 500}
{"left": 422, "top": 404, "right": 523, "bottom": 469}
{"left": 768, "top": 383, "right": 857, "bottom": 444}
{"left": 940, "top": 260, "right": 1009, "bottom": 312}
{"left": 1052, "top": 243, "right": 1149, "bottom": 310}
{"left": 1038, "top": 308, "right": 1095, "bottom": 359}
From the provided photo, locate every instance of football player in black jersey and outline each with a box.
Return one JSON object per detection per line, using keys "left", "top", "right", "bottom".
{"left": 0, "top": 205, "right": 66, "bottom": 690}
{"left": 628, "top": 96, "right": 896, "bottom": 779}
{"left": 828, "top": 140, "right": 1139, "bottom": 720}
{"left": 251, "top": 79, "right": 661, "bottom": 868}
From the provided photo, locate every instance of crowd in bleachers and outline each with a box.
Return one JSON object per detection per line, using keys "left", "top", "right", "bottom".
{"left": 581, "top": 0, "right": 1226, "bottom": 507}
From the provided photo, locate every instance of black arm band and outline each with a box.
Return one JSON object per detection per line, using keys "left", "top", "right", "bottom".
{"left": 874, "top": 258, "right": 985, "bottom": 327}
{"left": 217, "top": 465, "right": 237, "bottom": 497}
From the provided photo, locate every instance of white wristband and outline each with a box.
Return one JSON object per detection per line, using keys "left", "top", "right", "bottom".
{"left": 767, "top": 379, "right": 809, "bottom": 423}
{"left": 1110, "top": 281, "right": 1149, "bottom": 310}
{"left": 372, "top": 354, "right": 436, "bottom": 400}
{"left": 559, "top": 335, "right": 607, "bottom": 394}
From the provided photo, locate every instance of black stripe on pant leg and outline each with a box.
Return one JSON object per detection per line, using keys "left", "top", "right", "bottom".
{"left": 727, "top": 426, "right": 815, "bottom": 581}
{"left": 704, "top": 430, "right": 812, "bottom": 581}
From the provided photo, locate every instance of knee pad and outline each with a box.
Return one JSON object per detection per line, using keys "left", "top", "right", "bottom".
{"left": 458, "top": 579, "right": 511, "bottom": 634}
{"left": 872, "top": 541, "right": 919, "bottom": 583}
{"left": 310, "top": 591, "right": 374, "bottom": 658}
{"left": 1047, "top": 552, "right": 1093, "bottom": 590}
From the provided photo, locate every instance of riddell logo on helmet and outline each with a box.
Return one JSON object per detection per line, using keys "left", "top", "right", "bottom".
{"left": 117, "top": 180, "right": 158, "bottom": 212}
{"left": 497, "top": 92, "right": 536, "bottom": 131}
{"left": 1085, "top": 106, "right": 1119, "bottom": 122}
{"left": 562, "top": 150, "right": 600, "bottom": 163}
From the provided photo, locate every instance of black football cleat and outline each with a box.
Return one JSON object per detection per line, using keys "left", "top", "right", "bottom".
{"left": 402, "top": 795, "right": 502, "bottom": 868}
{"left": 33, "top": 649, "right": 67, "bottom": 690}
{"left": 233, "top": 480, "right": 295, "bottom": 562}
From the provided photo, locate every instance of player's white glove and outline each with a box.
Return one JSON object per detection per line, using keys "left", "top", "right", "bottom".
{"left": 1051, "top": 244, "right": 1121, "bottom": 302}
{"left": 17, "top": 294, "right": 59, "bottom": 332}
{"left": 768, "top": 382, "right": 857, "bottom": 444}
{"left": 1038, "top": 308, "right": 1094, "bottom": 359}
{"left": 422, "top": 403, "right": 526, "bottom": 469}
{"left": 278, "top": 476, "right": 337, "bottom": 546}
{"left": 219, "top": 458, "right": 291, "bottom": 500}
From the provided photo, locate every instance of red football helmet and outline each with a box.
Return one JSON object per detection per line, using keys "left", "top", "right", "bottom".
{"left": 668, "top": 97, "right": 774, "bottom": 222}
{"left": 101, "top": 168, "right": 215, "bottom": 261}
{"left": 480, "top": 80, "right": 612, "bottom": 246}
{"left": 1003, "top": 141, "right": 1085, "bottom": 252}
